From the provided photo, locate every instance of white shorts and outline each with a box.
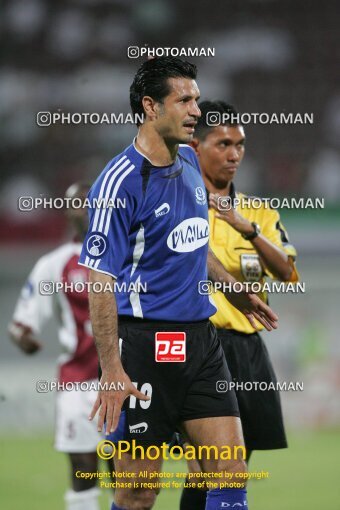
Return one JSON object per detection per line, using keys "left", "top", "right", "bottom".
{"left": 54, "top": 380, "right": 103, "bottom": 453}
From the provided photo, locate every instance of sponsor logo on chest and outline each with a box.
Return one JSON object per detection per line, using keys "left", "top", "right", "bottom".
{"left": 167, "top": 217, "right": 209, "bottom": 253}
{"left": 154, "top": 202, "right": 170, "bottom": 217}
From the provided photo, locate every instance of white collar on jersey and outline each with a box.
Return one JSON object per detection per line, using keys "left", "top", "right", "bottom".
{"left": 132, "top": 137, "right": 154, "bottom": 165}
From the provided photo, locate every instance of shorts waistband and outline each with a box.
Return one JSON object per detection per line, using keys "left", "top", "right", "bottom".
{"left": 118, "top": 315, "right": 211, "bottom": 331}
{"left": 216, "top": 328, "right": 260, "bottom": 339}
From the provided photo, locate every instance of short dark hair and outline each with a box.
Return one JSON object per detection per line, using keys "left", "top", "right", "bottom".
{"left": 195, "top": 100, "right": 240, "bottom": 140}
{"left": 65, "top": 181, "right": 91, "bottom": 199}
{"left": 130, "top": 57, "right": 197, "bottom": 125}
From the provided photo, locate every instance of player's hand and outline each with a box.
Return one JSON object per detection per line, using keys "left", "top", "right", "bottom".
{"left": 8, "top": 322, "right": 42, "bottom": 354}
{"left": 225, "top": 288, "right": 279, "bottom": 331}
{"left": 89, "top": 367, "right": 150, "bottom": 434}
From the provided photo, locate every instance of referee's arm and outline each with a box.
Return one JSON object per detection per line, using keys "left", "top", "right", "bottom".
{"left": 246, "top": 235, "right": 292, "bottom": 281}
{"left": 207, "top": 249, "right": 278, "bottom": 331}
{"left": 209, "top": 194, "right": 293, "bottom": 281}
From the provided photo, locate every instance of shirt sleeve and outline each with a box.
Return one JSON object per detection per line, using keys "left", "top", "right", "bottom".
{"left": 180, "top": 145, "right": 202, "bottom": 175}
{"left": 78, "top": 158, "right": 138, "bottom": 278}
{"left": 261, "top": 208, "right": 299, "bottom": 282}
{"left": 12, "top": 255, "right": 54, "bottom": 334}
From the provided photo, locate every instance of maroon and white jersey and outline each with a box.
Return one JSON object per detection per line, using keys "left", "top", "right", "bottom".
{"left": 12, "top": 242, "right": 98, "bottom": 383}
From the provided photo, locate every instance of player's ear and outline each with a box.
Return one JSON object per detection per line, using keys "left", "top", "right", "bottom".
{"left": 190, "top": 137, "right": 200, "bottom": 155}
{"left": 142, "top": 96, "right": 159, "bottom": 122}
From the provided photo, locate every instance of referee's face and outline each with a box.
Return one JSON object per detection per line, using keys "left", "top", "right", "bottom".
{"left": 155, "top": 77, "right": 201, "bottom": 144}
{"left": 196, "top": 125, "right": 246, "bottom": 188}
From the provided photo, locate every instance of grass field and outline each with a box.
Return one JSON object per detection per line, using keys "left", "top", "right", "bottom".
{"left": 1, "top": 429, "right": 339, "bottom": 509}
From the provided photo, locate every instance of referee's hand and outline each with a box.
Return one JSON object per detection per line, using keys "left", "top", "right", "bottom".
{"left": 89, "top": 368, "right": 150, "bottom": 434}
{"left": 225, "top": 289, "right": 279, "bottom": 331}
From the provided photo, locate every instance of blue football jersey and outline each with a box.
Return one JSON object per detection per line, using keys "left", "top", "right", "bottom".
{"left": 79, "top": 140, "right": 216, "bottom": 322}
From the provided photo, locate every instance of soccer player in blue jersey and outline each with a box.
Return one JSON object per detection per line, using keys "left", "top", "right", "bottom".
{"left": 79, "top": 57, "right": 278, "bottom": 510}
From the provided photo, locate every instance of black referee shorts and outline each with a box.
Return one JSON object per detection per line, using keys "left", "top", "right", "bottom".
{"left": 217, "top": 328, "right": 287, "bottom": 451}
{"left": 112, "top": 317, "right": 239, "bottom": 445}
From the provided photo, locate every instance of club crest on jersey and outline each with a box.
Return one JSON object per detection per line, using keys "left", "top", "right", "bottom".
{"left": 167, "top": 218, "right": 209, "bottom": 253}
{"left": 86, "top": 233, "right": 108, "bottom": 258}
{"left": 240, "top": 254, "right": 262, "bottom": 282}
{"left": 195, "top": 186, "right": 207, "bottom": 205}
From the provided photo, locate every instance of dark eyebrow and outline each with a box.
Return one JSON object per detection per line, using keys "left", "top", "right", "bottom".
{"left": 178, "top": 94, "right": 201, "bottom": 102}
{"left": 218, "top": 135, "right": 246, "bottom": 144}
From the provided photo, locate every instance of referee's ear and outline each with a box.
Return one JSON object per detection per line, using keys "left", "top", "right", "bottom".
{"left": 190, "top": 137, "right": 200, "bottom": 155}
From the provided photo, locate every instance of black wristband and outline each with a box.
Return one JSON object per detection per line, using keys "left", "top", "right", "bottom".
{"left": 241, "top": 222, "right": 260, "bottom": 240}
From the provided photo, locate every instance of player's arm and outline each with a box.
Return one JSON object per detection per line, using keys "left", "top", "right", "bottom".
{"left": 8, "top": 256, "right": 53, "bottom": 355}
{"left": 209, "top": 193, "right": 293, "bottom": 281}
{"left": 81, "top": 165, "right": 149, "bottom": 433}
{"left": 8, "top": 322, "right": 42, "bottom": 354}
{"left": 88, "top": 269, "right": 149, "bottom": 434}
{"left": 207, "top": 248, "right": 278, "bottom": 331}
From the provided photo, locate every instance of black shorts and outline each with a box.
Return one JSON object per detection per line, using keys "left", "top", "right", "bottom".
{"left": 217, "top": 328, "right": 287, "bottom": 451}
{"left": 112, "top": 317, "right": 239, "bottom": 445}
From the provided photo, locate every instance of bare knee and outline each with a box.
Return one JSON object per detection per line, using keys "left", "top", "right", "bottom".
{"left": 217, "top": 457, "right": 248, "bottom": 487}
{"left": 217, "top": 456, "right": 247, "bottom": 475}
{"left": 113, "top": 451, "right": 162, "bottom": 509}
{"left": 200, "top": 454, "right": 248, "bottom": 488}
{"left": 116, "top": 488, "right": 157, "bottom": 510}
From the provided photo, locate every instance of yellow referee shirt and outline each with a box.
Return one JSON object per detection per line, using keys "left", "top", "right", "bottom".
{"left": 209, "top": 184, "right": 299, "bottom": 334}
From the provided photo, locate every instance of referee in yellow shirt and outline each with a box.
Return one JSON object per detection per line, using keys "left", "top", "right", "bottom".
{"left": 180, "top": 100, "right": 299, "bottom": 510}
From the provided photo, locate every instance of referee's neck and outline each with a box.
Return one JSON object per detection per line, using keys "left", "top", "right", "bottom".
{"left": 203, "top": 175, "right": 232, "bottom": 196}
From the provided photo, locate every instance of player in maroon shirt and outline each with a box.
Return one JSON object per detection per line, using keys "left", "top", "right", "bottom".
{"left": 9, "top": 183, "right": 105, "bottom": 510}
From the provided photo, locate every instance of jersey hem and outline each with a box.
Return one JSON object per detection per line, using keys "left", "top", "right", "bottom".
{"left": 78, "top": 261, "right": 118, "bottom": 279}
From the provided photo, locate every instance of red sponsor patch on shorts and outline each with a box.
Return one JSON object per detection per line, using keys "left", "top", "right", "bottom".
{"left": 155, "top": 332, "right": 186, "bottom": 362}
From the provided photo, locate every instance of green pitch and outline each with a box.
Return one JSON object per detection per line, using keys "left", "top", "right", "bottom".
{"left": 0, "top": 430, "right": 339, "bottom": 510}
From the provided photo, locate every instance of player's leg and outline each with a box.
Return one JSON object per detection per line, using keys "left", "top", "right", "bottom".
{"left": 179, "top": 323, "right": 248, "bottom": 509}
{"left": 180, "top": 443, "right": 252, "bottom": 510}
{"left": 218, "top": 329, "right": 287, "bottom": 453}
{"left": 107, "top": 320, "right": 178, "bottom": 509}
{"left": 111, "top": 455, "right": 163, "bottom": 510}
{"left": 69, "top": 452, "right": 98, "bottom": 490}
{"left": 55, "top": 386, "right": 103, "bottom": 510}
{"left": 182, "top": 416, "right": 248, "bottom": 510}
{"left": 180, "top": 456, "right": 207, "bottom": 510}
{"left": 65, "top": 452, "right": 100, "bottom": 510}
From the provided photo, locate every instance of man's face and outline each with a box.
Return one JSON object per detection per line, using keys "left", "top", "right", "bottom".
{"left": 154, "top": 77, "right": 201, "bottom": 144}
{"left": 195, "top": 125, "right": 246, "bottom": 188}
